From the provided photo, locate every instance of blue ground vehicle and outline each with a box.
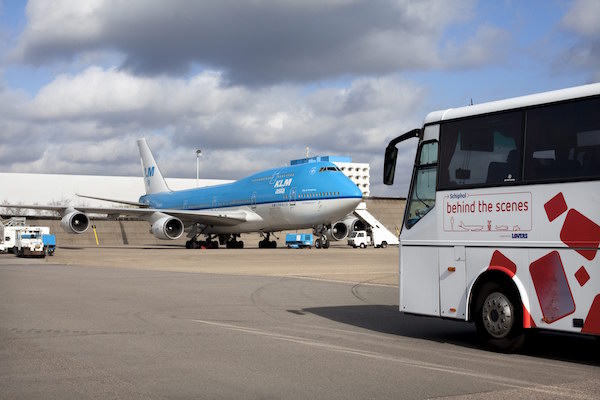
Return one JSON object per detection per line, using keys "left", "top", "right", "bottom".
{"left": 285, "top": 233, "right": 313, "bottom": 249}
{"left": 42, "top": 234, "right": 56, "bottom": 256}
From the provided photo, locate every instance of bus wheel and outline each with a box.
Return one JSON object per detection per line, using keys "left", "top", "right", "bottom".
{"left": 474, "top": 282, "right": 524, "bottom": 352}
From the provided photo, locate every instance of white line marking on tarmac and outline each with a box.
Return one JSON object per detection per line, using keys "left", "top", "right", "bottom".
{"left": 188, "top": 319, "right": 594, "bottom": 398}
{"left": 275, "top": 274, "right": 397, "bottom": 287}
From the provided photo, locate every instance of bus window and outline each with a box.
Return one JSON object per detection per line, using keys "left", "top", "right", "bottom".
{"left": 439, "top": 111, "right": 523, "bottom": 189}
{"left": 524, "top": 97, "right": 600, "bottom": 181}
{"left": 406, "top": 141, "right": 437, "bottom": 229}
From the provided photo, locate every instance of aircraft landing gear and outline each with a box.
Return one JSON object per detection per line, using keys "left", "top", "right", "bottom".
{"left": 226, "top": 234, "right": 244, "bottom": 249}
{"left": 186, "top": 234, "right": 219, "bottom": 249}
{"left": 313, "top": 225, "right": 330, "bottom": 249}
{"left": 186, "top": 239, "right": 202, "bottom": 249}
{"left": 258, "top": 232, "right": 277, "bottom": 249}
{"left": 314, "top": 235, "right": 329, "bottom": 249}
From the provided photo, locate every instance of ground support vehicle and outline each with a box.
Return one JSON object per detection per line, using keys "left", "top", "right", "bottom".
{"left": 286, "top": 233, "right": 313, "bottom": 248}
{"left": 348, "top": 229, "right": 391, "bottom": 248}
{"left": 348, "top": 230, "right": 371, "bottom": 248}
{"left": 14, "top": 227, "right": 52, "bottom": 257}
{"left": 384, "top": 83, "right": 600, "bottom": 351}
{"left": 42, "top": 234, "right": 56, "bottom": 256}
{"left": 0, "top": 217, "right": 27, "bottom": 254}
{"left": 0, "top": 227, "right": 18, "bottom": 254}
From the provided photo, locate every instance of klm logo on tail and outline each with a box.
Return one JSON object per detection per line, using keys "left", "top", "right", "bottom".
{"left": 145, "top": 166, "right": 155, "bottom": 177}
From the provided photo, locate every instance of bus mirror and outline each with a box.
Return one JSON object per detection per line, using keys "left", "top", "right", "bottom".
{"left": 384, "top": 146, "right": 398, "bottom": 185}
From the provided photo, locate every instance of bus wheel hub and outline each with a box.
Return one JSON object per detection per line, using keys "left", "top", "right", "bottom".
{"left": 482, "top": 292, "right": 513, "bottom": 338}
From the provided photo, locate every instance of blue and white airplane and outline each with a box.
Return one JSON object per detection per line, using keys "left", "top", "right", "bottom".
{"left": 11, "top": 139, "right": 363, "bottom": 249}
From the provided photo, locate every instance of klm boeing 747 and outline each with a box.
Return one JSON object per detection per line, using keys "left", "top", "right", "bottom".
{"left": 9, "top": 139, "right": 363, "bottom": 249}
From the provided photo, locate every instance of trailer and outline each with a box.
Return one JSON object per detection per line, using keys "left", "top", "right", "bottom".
{"left": 42, "top": 234, "right": 56, "bottom": 256}
{"left": 286, "top": 233, "right": 313, "bottom": 249}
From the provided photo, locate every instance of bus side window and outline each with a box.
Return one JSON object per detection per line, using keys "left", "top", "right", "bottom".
{"left": 406, "top": 141, "right": 438, "bottom": 229}
{"left": 439, "top": 111, "right": 523, "bottom": 189}
{"left": 525, "top": 97, "right": 600, "bottom": 181}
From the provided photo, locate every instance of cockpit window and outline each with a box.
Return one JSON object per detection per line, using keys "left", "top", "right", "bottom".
{"left": 319, "top": 166, "right": 341, "bottom": 172}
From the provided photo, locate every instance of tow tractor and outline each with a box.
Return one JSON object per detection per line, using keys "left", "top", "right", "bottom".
{"left": 14, "top": 227, "right": 56, "bottom": 257}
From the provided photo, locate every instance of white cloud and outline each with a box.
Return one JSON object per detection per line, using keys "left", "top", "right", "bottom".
{"left": 0, "top": 67, "right": 425, "bottom": 194}
{"left": 559, "top": 0, "right": 600, "bottom": 82}
{"left": 562, "top": 0, "right": 600, "bottom": 37}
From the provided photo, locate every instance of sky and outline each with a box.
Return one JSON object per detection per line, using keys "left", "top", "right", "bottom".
{"left": 0, "top": 0, "right": 599, "bottom": 197}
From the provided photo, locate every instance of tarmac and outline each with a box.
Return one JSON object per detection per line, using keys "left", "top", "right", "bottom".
{"left": 1, "top": 244, "right": 599, "bottom": 399}
{"left": 46, "top": 244, "right": 399, "bottom": 286}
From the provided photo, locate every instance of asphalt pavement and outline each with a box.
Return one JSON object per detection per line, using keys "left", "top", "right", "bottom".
{"left": 1, "top": 248, "right": 598, "bottom": 399}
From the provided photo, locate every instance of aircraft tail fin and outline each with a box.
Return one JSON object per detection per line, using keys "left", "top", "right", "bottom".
{"left": 137, "top": 138, "right": 171, "bottom": 194}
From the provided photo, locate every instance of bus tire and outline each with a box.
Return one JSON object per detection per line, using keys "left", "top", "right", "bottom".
{"left": 381, "top": 241, "right": 388, "bottom": 249}
{"left": 474, "top": 282, "right": 524, "bottom": 352}
{"left": 360, "top": 243, "right": 366, "bottom": 249}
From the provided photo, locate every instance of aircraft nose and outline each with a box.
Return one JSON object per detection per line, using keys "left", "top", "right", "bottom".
{"left": 345, "top": 179, "right": 364, "bottom": 200}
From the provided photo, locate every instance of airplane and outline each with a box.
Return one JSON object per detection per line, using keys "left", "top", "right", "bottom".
{"left": 4, "top": 139, "right": 364, "bottom": 249}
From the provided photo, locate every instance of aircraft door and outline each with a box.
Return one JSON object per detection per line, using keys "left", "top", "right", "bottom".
{"left": 251, "top": 192, "right": 257, "bottom": 209}
{"left": 289, "top": 187, "right": 297, "bottom": 207}
{"left": 212, "top": 196, "right": 217, "bottom": 209}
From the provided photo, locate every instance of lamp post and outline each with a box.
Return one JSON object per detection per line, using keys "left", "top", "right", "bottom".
{"left": 196, "top": 149, "right": 202, "bottom": 187}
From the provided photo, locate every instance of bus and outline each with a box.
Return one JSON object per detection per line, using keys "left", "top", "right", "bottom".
{"left": 383, "top": 83, "right": 600, "bottom": 351}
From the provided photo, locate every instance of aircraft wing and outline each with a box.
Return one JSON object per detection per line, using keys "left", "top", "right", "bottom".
{"left": 0, "top": 204, "right": 260, "bottom": 227}
{"left": 75, "top": 193, "right": 150, "bottom": 207}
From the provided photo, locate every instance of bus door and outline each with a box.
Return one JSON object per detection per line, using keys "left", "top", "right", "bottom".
{"left": 396, "top": 129, "right": 442, "bottom": 317}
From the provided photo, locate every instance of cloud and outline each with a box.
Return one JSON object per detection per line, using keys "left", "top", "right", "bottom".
{"left": 9, "top": 0, "right": 509, "bottom": 85}
{"left": 0, "top": 67, "right": 425, "bottom": 194}
{"left": 559, "top": 0, "right": 600, "bottom": 82}
{"left": 562, "top": 0, "right": 600, "bottom": 37}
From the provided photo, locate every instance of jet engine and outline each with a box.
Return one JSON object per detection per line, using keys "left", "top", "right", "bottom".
{"left": 324, "top": 217, "right": 367, "bottom": 241}
{"left": 325, "top": 221, "right": 349, "bottom": 241}
{"left": 150, "top": 216, "right": 184, "bottom": 240}
{"left": 60, "top": 210, "right": 90, "bottom": 234}
{"left": 344, "top": 217, "right": 366, "bottom": 234}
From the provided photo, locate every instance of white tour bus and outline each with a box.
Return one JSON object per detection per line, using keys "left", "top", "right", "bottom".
{"left": 384, "top": 83, "right": 600, "bottom": 351}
